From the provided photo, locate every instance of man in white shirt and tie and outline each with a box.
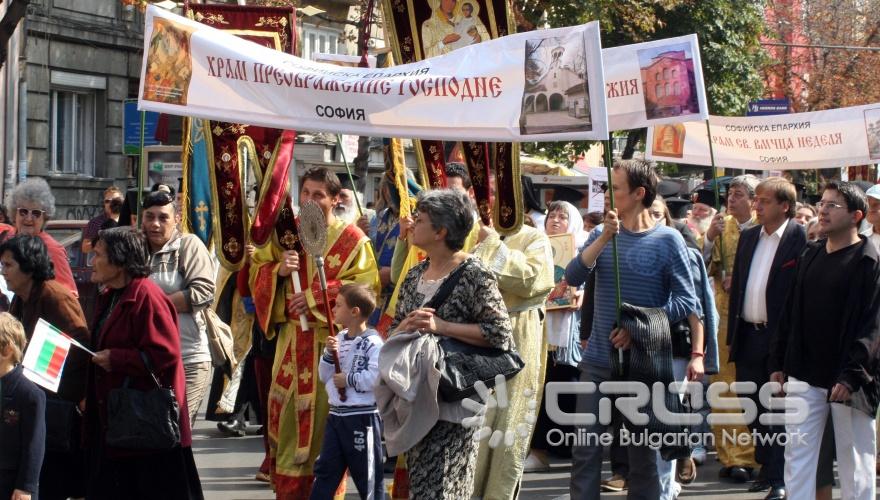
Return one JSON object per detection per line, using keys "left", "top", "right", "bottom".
{"left": 726, "top": 178, "right": 806, "bottom": 500}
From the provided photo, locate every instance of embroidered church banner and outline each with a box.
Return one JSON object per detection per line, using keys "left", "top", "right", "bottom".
{"left": 181, "top": 3, "right": 297, "bottom": 270}
{"left": 138, "top": 5, "right": 609, "bottom": 143}
{"left": 646, "top": 103, "right": 880, "bottom": 170}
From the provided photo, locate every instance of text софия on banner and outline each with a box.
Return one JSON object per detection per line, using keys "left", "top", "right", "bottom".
{"left": 138, "top": 5, "right": 609, "bottom": 142}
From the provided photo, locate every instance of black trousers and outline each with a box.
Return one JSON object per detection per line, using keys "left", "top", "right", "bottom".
{"left": 310, "top": 412, "right": 385, "bottom": 500}
{"left": 735, "top": 323, "right": 785, "bottom": 485}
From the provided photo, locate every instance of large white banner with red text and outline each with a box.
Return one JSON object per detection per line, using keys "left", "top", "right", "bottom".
{"left": 137, "top": 5, "right": 608, "bottom": 142}
{"left": 602, "top": 34, "right": 708, "bottom": 131}
{"left": 646, "top": 104, "right": 880, "bottom": 170}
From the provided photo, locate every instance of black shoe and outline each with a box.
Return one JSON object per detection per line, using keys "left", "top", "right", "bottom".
{"left": 217, "top": 419, "right": 247, "bottom": 437}
{"left": 729, "top": 466, "right": 751, "bottom": 483}
{"left": 748, "top": 479, "right": 771, "bottom": 492}
{"left": 764, "top": 486, "right": 786, "bottom": 500}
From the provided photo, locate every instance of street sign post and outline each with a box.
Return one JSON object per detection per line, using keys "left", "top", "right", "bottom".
{"left": 746, "top": 98, "right": 791, "bottom": 116}
{"left": 123, "top": 99, "right": 160, "bottom": 155}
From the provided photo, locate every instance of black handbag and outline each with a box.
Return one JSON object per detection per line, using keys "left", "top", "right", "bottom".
{"left": 105, "top": 352, "right": 181, "bottom": 450}
{"left": 45, "top": 397, "right": 80, "bottom": 452}
{"left": 424, "top": 262, "right": 525, "bottom": 402}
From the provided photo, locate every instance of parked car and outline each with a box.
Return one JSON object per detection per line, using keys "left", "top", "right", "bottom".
{"left": 44, "top": 220, "right": 97, "bottom": 322}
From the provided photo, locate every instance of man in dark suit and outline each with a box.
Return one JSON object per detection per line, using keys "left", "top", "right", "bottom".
{"left": 727, "top": 177, "right": 806, "bottom": 500}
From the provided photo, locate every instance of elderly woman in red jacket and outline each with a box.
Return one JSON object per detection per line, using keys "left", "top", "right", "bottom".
{"left": 6, "top": 178, "right": 78, "bottom": 297}
{"left": 85, "top": 227, "right": 203, "bottom": 500}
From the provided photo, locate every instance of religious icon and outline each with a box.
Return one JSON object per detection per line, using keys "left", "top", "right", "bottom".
{"left": 651, "top": 123, "right": 686, "bottom": 158}
{"left": 420, "top": 0, "right": 491, "bottom": 58}
{"left": 546, "top": 233, "right": 576, "bottom": 310}
{"left": 142, "top": 18, "right": 195, "bottom": 105}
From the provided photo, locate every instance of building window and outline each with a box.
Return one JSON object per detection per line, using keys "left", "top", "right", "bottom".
{"left": 655, "top": 71, "right": 661, "bottom": 81}
{"left": 51, "top": 89, "right": 96, "bottom": 176}
{"left": 671, "top": 69, "right": 677, "bottom": 78}
{"left": 674, "top": 82, "right": 681, "bottom": 95}
{"left": 665, "top": 83, "right": 671, "bottom": 97}
{"left": 302, "top": 24, "right": 343, "bottom": 60}
{"left": 655, "top": 84, "right": 664, "bottom": 98}
{"left": 663, "top": 68, "right": 670, "bottom": 79}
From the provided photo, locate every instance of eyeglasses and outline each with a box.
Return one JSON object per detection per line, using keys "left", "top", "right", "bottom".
{"left": 104, "top": 198, "right": 122, "bottom": 204}
{"left": 816, "top": 201, "right": 846, "bottom": 210}
{"left": 16, "top": 207, "right": 44, "bottom": 219}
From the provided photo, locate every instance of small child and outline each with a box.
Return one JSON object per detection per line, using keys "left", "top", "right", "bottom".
{"left": 0, "top": 313, "right": 45, "bottom": 500}
{"left": 310, "top": 284, "right": 385, "bottom": 500}
{"left": 450, "top": 2, "right": 478, "bottom": 51}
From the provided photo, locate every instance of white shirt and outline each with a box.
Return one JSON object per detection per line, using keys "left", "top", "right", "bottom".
{"left": 742, "top": 219, "right": 789, "bottom": 323}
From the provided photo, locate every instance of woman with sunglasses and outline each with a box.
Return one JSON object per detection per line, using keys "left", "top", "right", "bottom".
{"left": 7, "top": 178, "right": 78, "bottom": 297}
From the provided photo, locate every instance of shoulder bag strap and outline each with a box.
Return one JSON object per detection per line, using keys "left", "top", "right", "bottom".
{"left": 139, "top": 351, "right": 163, "bottom": 389}
{"left": 423, "top": 261, "right": 468, "bottom": 311}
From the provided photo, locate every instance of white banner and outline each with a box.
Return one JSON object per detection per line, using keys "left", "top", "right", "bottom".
{"left": 602, "top": 35, "right": 708, "bottom": 131}
{"left": 138, "top": 6, "right": 608, "bottom": 142}
{"left": 646, "top": 103, "right": 880, "bottom": 170}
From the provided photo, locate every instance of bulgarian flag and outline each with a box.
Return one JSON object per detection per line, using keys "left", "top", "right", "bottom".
{"left": 22, "top": 319, "right": 88, "bottom": 392}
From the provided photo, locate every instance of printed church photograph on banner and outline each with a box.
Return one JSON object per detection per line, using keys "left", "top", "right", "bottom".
{"left": 520, "top": 32, "right": 592, "bottom": 135}
{"left": 638, "top": 42, "right": 699, "bottom": 120}
{"left": 864, "top": 108, "right": 880, "bottom": 160}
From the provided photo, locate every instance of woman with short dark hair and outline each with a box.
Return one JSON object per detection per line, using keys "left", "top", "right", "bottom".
{"left": 141, "top": 191, "right": 216, "bottom": 425}
{"left": 0, "top": 234, "right": 90, "bottom": 500}
{"left": 381, "top": 189, "right": 513, "bottom": 498}
{"left": 85, "top": 227, "right": 203, "bottom": 499}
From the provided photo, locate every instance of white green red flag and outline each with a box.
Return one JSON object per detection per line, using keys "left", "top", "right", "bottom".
{"left": 22, "top": 319, "right": 74, "bottom": 393}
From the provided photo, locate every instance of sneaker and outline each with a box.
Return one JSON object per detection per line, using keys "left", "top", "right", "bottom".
{"left": 676, "top": 457, "right": 697, "bottom": 484}
{"left": 600, "top": 474, "right": 627, "bottom": 492}
{"left": 691, "top": 446, "right": 707, "bottom": 466}
{"left": 522, "top": 453, "right": 550, "bottom": 472}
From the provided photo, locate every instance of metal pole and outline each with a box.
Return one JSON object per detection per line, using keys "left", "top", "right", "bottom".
{"left": 604, "top": 139, "right": 623, "bottom": 375}
{"left": 705, "top": 119, "right": 727, "bottom": 280}
{"left": 137, "top": 110, "right": 146, "bottom": 225}
{"left": 336, "top": 134, "right": 363, "bottom": 216}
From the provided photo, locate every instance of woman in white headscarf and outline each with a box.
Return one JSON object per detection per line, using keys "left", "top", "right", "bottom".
{"left": 525, "top": 200, "right": 587, "bottom": 471}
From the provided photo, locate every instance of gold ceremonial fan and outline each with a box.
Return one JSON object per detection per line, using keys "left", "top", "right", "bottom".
{"left": 299, "top": 201, "right": 327, "bottom": 257}
{"left": 298, "top": 201, "right": 346, "bottom": 401}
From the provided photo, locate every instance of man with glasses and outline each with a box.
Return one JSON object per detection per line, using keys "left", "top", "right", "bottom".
{"left": 771, "top": 182, "right": 880, "bottom": 500}
{"left": 82, "top": 186, "right": 125, "bottom": 253}
{"left": 727, "top": 177, "right": 805, "bottom": 500}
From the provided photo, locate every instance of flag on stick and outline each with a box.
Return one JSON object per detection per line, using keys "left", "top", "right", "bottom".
{"left": 22, "top": 319, "right": 92, "bottom": 392}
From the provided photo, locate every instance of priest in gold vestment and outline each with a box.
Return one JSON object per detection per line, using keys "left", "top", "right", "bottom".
{"left": 470, "top": 220, "right": 554, "bottom": 499}
{"left": 250, "top": 167, "right": 380, "bottom": 499}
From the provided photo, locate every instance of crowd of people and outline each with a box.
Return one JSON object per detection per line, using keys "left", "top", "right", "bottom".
{"left": 0, "top": 160, "right": 878, "bottom": 500}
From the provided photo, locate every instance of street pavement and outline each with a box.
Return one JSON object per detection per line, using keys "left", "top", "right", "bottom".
{"left": 192, "top": 417, "right": 862, "bottom": 499}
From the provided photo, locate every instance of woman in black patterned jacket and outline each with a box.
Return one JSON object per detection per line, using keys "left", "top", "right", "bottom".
{"left": 390, "top": 189, "right": 513, "bottom": 499}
